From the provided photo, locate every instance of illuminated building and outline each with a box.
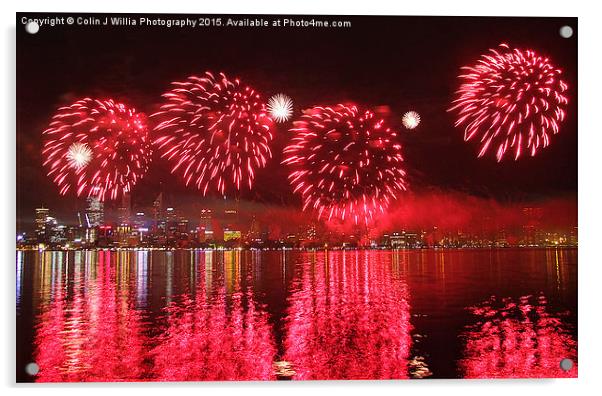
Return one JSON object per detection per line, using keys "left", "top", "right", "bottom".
{"left": 522, "top": 207, "right": 543, "bottom": 245}
{"left": 153, "top": 193, "right": 166, "bottom": 232}
{"left": 46, "top": 216, "right": 66, "bottom": 244}
{"left": 85, "top": 227, "right": 98, "bottom": 244}
{"left": 134, "top": 212, "right": 147, "bottom": 229}
{"left": 97, "top": 225, "right": 114, "bottom": 246}
{"left": 224, "top": 228, "right": 242, "bottom": 242}
{"left": 177, "top": 217, "right": 189, "bottom": 233}
{"left": 116, "top": 224, "right": 132, "bottom": 246}
{"left": 246, "top": 216, "right": 262, "bottom": 243}
{"left": 65, "top": 226, "right": 84, "bottom": 246}
{"left": 35, "top": 207, "right": 50, "bottom": 242}
{"left": 34, "top": 208, "right": 68, "bottom": 245}
{"left": 389, "top": 231, "right": 420, "bottom": 249}
{"left": 199, "top": 209, "right": 213, "bottom": 242}
{"left": 569, "top": 227, "right": 578, "bottom": 245}
{"left": 117, "top": 192, "right": 131, "bottom": 226}
{"left": 85, "top": 197, "right": 104, "bottom": 228}
{"left": 166, "top": 207, "right": 177, "bottom": 223}
{"left": 223, "top": 198, "right": 240, "bottom": 244}
{"left": 162, "top": 207, "right": 181, "bottom": 242}
{"left": 223, "top": 198, "right": 239, "bottom": 226}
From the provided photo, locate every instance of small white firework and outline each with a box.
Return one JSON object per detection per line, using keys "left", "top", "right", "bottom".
{"left": 402, "top": 111, "right": 421, "bottom": 130}
{"left": 66, "top": 142, "right": 93, "bottom": 169}
{"left": 267, "top": 93, "right": 294, "bottom": 123}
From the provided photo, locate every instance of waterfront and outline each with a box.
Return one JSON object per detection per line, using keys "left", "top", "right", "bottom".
{"left": 16, "top": 248, "right": 578, "bottom": 381}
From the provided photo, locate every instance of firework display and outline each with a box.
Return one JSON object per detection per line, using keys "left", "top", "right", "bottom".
{"left": 402, "top": 111, "right": 421, "bottom": 129}
{"left": 283, "top": 104, "right": 407, "bottom": 224}
{"left": 42, "top": 98, "right": 151, "bottom": 201}
{"left": 449, "top": 43, "right": 569, "bottom": 161}
{"left": 18, "top": 13, "right": 578, "bottom": 384}
{"left": 153, "top": 72, "right": 274, "bottom": 195}
{"left": 267, "top": 93, "right": 294, "bottom": 123}
{"left": 66, "top": 142, "right": 93, "bottom": 170}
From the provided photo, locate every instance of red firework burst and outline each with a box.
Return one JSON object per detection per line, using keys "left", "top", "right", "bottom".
{"left": 42, "top": 98, "right": 151, "bottom": 201}
{"left": 152, "top": 72, "right": 274, "bottom": 195}
{"left": 283, "top": 104, "right": 407, "bottom": 225}
{"left": 449, "top": 43, "right": 569, "bottom": 161}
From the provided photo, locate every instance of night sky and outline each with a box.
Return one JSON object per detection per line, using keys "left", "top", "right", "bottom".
{"left": 16, "top": 13, "right": 577, "bottom": 232}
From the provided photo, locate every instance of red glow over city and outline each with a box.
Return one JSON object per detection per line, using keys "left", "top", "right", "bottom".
{"left": 449, "top": 44, "right": 569, "bottom": 161}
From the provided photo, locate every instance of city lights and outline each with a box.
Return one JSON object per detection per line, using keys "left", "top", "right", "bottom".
{"left": 17, "top": 201, "right": 577, "bottom": 251}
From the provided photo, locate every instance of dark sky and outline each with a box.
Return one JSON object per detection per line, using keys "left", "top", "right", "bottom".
{"left": 16, "top": 13, "right": 577, "bottom": 231}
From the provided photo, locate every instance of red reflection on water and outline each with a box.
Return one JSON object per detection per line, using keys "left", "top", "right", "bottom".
{"left": 32, "top": 251, "right": 276, "bottom": 382}
{"left": 151, "top": 288, "right": 276, "bottom": 381}
{"left": 459, "top": 294, "right": 577, "bottom": 378}
{"left": 34, "top": 251, "right": 146, "bottom": 382}
{"left": 283, "top": 251, "right": 413, "bottom": 379}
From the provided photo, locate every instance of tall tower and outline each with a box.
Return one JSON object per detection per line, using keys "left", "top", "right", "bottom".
{"left": 522, "top": 207, "right": 543, "bottom": 245}
{"left": 247, "top": 216, "right": 261, "bottom": 243}
{"left": 223, "top": 197, "right": 241, "bottom": 243}
{"left": 35, "top": 207, "right": 50, "bottom": 242}
{"left": 152, "top": 193, "right": 165, "bottom": 232}
{"left": 117, "top": 192, "right": 132, "bottom": 226}
{"left": 223, "top": 197, "right": 239, "bottom": 229}
{"left": 85, "top": 197, "right": 104, "bottom": 227}
{"left": 199, "top": 209, "right": 213, "bottom": 242}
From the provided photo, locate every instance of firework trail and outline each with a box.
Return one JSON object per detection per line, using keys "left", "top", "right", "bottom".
{"left": 267, "top": 93, "right": 294, "bottom": 123}
{"left": 152, "top": 72, "right": 274, "bottom": 195}
{"left": 449, "top": 43, "right": 569, "bottom": 161}
{"left": 283, "top": 104, "right": 407, "bottom": 225}
{"left": 42, "top": 98, "right": 151, "bottom": 201}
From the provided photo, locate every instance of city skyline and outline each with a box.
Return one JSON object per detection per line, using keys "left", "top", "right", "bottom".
{"left": 19, "top": 192, "right": 577, "bottom": 250}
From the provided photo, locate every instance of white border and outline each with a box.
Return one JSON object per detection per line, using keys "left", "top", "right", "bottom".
{"left": 3, "top": 1, "right": 601, "bottom": 395}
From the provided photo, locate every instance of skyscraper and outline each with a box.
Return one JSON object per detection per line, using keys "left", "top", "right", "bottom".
{"left": 152, "top": 193, "right": 166, "bottom": 232}
{"left": 522, "top": 207, "right": 543, "bottom": 245}
{"left": 199, "top": 209, "right": 213, "bottom": 242}
{"left": 223, "top": 197, "right": 239, "bottom": 227}
{"left": 85, "top": 197, "right": 104, "bottom": 228}
{"left": 223, "top": 198, "right": 241, "bottom": 243}
{"left": 35, "top": 207, "right": 49, "bottom": 242}
{"left": 246, "top": 216, "right": 262, "bottom": 243}
{"left": 117, "top": 192, "right": 132, "bottom": 226}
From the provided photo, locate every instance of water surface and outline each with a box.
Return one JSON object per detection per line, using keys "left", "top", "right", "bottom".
{"left": 16, "top": 248, "right": 578, "bottom": 381}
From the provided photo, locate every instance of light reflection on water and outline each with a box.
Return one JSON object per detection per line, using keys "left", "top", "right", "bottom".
{"left": 459, "top": 294, "right": 577, "bottom": 378}
{"left": 15, "top": 248, "right": 577, "bottom": 382}
{"left": 283, "top": 250, "right": 414, "bottom": 379}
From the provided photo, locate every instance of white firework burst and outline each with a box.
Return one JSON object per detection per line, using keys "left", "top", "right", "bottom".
{"left": 267, "top": 93, "right": 294, "bottom": 123}
{"left": 402, "top": 111, "right": 421, "bottom": 130}
{"left": 66, "top": 142, "right": 92, "bottom": 169}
